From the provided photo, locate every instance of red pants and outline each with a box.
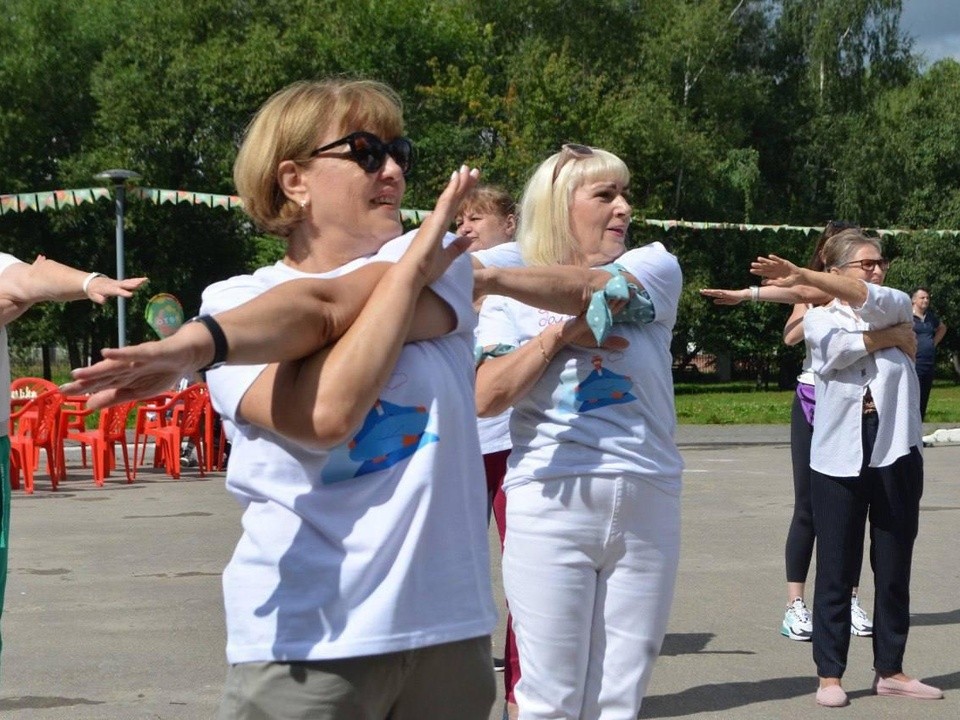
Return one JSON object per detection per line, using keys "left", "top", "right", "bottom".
{"left": 484, "top": 449, "right": 520, "bottom": 703}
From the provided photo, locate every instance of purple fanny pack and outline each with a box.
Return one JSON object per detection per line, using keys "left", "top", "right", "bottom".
{"left": 796, "top": 383, "right": 816, "bottom": 426}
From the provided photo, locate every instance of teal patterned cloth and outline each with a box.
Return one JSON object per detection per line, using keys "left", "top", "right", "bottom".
{"left": 584, "top": 263, "right": 655, "bottom": 345}
{"left": 474, "top": 343, "right": 516, "bottom": 366}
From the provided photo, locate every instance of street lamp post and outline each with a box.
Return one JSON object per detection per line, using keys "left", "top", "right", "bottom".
{"left": 94, "top": 169, "right": 141, "bottom": 347}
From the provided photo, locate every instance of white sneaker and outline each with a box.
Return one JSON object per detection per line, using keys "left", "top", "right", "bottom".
{"left": 781, "top": 597, "right": 813, "bottom": 641}
{"left": 851, "top": 595, "right": 873, "bottom": 637}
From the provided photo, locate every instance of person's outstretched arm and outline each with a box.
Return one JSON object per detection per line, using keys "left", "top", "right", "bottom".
{"left": 67, "top": 167, "right": 478, "bottom": 416}
{"left": 750, "top": 254, "right": 868, "bottom": 306}
{"left": 700, "top": 284, "right": 830, "bottom": 306}
{"left": 0, "top": 254, "right": 145, "bottom": 326}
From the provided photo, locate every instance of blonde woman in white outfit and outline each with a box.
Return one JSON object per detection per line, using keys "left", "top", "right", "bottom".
{"left": 475, "top": 145, "right": 683, "bottom": 720}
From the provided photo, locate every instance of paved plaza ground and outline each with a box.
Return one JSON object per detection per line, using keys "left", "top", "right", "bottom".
{"left": 1, "top": 425, "right": 958, "bottom": 719}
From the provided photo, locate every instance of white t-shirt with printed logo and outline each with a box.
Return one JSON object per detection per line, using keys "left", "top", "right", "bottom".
{"left": 201, "top": 231, "right": 496, "bottom": 663}
{"left": 475, "top": 243, "right": 684, "bottom": 493}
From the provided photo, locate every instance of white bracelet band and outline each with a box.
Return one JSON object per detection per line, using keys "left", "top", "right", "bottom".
{"left": 749, "top": 285, "right": 760, "bottom": 302}
{"left": 82, "top": 271, "right": 105, "bottom": 296}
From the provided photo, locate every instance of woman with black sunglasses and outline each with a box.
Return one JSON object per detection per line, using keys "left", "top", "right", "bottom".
{"left": 753, "top": 229, "right": 943, "bottom": 708}
{"left": 75, "top": 79, "right": 499, "bottom": 720}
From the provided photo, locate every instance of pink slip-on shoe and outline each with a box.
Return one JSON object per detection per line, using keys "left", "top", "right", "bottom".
{"left": 816, "top": 685, "right": 849, "bottom": 707}
{"left": 874, "top": 675, "right": 943, "bottom": 699}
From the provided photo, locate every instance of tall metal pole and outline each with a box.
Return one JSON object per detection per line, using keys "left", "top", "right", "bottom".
{"left": 94, "top": 169, "right": 140, "bottom": 348}
{"left": 113, "top": 182, "right": 127, "bottom": 346}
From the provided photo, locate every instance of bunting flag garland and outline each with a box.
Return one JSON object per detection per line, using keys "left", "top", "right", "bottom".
{"left": 0, "top": 186, "right": 242, "bottom": 215}
{"left": 400, "top": 208, "right": 431, "bottom": 224}
{"left": 639, "top": 218, "right": 960, "bottom": 237}
{"left": 3, "top": 186, "right": 960, "bottom": 237}
{"left": 130, "top": 186, "right": 243, "bottom": 209}
{"left": 0, "top": 187, "right": 109, "bottom": 215}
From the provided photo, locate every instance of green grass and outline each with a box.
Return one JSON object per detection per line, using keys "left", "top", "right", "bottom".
{"left": 675, "top": 380, "right": 960, "bottom": 425}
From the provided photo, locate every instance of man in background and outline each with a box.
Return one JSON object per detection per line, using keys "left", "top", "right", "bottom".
{"left": 912, "top": 287, "right": 947, "bottom": 421}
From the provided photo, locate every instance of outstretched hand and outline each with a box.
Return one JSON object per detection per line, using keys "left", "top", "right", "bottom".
{"left": 700, "top": 288, "right": 748, "bottom": 305}
{"left": 402, "top": 165, "right": 479, "bottom": 285}
{"left": 87, "top": 276, "right": 149, "bottom": 304}
{"left": 750, "top": 254, "right": 803, "bottom": 287}
{"left": 62, "top": 325, "right": 210, "bottom": 409}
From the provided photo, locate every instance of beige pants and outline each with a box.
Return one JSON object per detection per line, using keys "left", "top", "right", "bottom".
{"left": 217, "top": 635, "right": 495, "bottom": 720}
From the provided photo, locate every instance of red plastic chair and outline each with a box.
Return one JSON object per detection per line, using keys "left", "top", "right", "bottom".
{"left": 9, "top": 376, "right": 58, "bottom": 402}
{"left": 131, "top": 392, "right": 174, "bottom": 478}
{"left": 8, "top": 389, "right": 64, "bottom": 494}
{"left": 63, "top": 401, "right": 136, "bottom": 486}
{"left": 58, "top": 394, "right": 92, "bottom": 470}
{"left": 134, "top": 385, "right": 209, "bottom": 479}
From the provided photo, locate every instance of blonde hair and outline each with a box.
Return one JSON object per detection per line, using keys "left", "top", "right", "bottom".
{"left": 233, "top": 79, "right": 404, "bottom": 238}
{"left": 515, "top": 146, "right": 630, "bottom": 266}
{"left": 821, "top": 228, "right": 881, "bottom": 270}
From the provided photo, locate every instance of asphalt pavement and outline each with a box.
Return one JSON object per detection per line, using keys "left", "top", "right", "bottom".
{"left": 2, "top": 425, "right": 958, "bottom": 719}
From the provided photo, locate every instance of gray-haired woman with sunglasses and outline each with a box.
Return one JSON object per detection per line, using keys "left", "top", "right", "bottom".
{"left": 753, "top": 228, "right": 943, "bottom": 708}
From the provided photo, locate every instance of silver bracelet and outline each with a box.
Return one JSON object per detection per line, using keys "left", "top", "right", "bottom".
{"left": 82, "top": 271, "right": 105, "bottom": 296}
{"left": 749, "top": 285, "right": 760, "bottom": 302}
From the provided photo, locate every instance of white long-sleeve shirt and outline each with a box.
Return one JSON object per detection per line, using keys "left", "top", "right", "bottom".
{"left": 804, "top": 282, "right": 922, "bottom": 476}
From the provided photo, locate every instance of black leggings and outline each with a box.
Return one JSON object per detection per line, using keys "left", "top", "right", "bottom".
{"left": 785, "top": 394, "right": 815, "bottom": 583}
{"left": 785, "top": 393, "right": 864, "bottom": 587}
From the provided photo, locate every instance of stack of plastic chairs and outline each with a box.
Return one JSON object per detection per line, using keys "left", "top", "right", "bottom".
{"left": 8, "top": 388, "right": 64, "bottom": 493}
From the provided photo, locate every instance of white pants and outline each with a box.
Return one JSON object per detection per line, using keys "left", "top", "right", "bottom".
{"left": 503, "top": 476, "right": 680, "bottom": 720}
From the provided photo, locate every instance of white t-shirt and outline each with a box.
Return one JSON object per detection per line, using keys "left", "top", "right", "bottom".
{"left": 470, "top": 243, "right": 524, "bottom": 456}
{"left": 472, "top": 241, "right": 523, "bottom": 269}
{"left": 805, "top": 282, "right": 921, "bottom": 476}
{"left": 476, "top": 243, "right": 684, "bottom": 493}
{"left": 201, "top": 231, "right": 496, "bottom": 663}
{"left": 0, "top": 253, "right": 26, "bottom": 434}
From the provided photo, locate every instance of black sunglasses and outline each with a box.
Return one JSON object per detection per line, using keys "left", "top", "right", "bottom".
{"left": 309, "top": 131, "right": 414, "bottom": 176}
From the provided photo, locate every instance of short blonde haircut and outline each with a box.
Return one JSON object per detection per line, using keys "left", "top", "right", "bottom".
{"left": 821, "top": 228, "right": 882, "bottom": 270}
{"left": 516, "top": 146, "right": 630, "bottom": 266}
{"left": 233, "top": 79, "right": 405, "bottom": 238}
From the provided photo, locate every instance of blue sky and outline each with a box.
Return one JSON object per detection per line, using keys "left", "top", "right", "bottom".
{"left": 901, "top": 0, "right": 960, "bottom": 64}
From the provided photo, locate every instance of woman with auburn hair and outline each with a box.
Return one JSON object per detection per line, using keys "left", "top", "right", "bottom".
{"left": 754, "top": 229, "right": 942, "bottom": 708}
{"left": 475, "top": 144, "right": 683, "bottom": 719}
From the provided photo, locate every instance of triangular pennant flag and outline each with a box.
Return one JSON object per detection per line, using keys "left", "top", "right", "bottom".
{"left": 74, "top": 189, "right": 94, "bottom": 204}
